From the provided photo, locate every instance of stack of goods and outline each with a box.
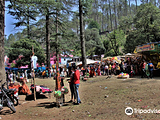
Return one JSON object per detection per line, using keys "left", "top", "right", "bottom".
{"left": 54, "top": 90, "right": 62, "bottom": 98}
{"left": 61, "top": 86, "right": 69, "bottom": 95}
{"left": 54, "top": 86, "right": 69, "bottom": 98}
{"left": 117, "top": 72, "right": 129, "bottom": 79}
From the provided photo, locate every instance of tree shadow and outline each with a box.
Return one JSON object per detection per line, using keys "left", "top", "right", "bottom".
{"left": 36, "top": 102, "right": 70, "bottom": 108}
{"left": 25, "top": 94, "right": 48, "bottom": 101}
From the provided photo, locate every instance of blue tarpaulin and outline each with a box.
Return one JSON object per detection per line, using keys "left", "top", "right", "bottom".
{"left": 37, "top": 67, "right": 46, "bottom": 71}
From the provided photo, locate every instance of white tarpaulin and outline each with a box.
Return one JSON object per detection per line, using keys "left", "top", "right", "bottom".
{"left": 125, "top": 53, "right": 132, "bottom": 56}
{"left": 76, "top": 59, "right": 98, "bottom": 66}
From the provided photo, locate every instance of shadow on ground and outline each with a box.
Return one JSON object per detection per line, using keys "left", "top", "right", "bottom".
{"left": 25, "top": 94, "right": 48, "bottom": 101}
{"left": 36, "top": 101, "right": 71, "bottom": 108}
{"left": 0, "top": 109, "right": 15, "bottom": 115}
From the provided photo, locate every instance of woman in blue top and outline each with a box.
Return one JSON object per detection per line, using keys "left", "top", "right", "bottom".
{"left": 148, "top": 60, "right": 154, "bottom": 79}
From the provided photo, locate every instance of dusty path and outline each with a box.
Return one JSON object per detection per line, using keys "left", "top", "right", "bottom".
{"left": 0, "top": 76, "right": 160, "bottom": 120}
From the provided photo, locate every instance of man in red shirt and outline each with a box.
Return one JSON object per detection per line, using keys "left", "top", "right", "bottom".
{"left": 73, "top": 66, "right": 81, "bottom": 105}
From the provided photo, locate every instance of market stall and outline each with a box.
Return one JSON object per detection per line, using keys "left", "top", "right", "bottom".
{"left": 134, "top": 42, "right": 160, "bottom": 66}
{"left": 134, "top": 41, "right": 160, "bottom": 76}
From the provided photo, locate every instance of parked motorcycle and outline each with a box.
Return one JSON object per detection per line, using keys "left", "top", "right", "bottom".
{"left": 8, "top": 83, "right": 19, "bottom": 106}
{"left": 0, "top": 80, "right": 16, "bottom": 113}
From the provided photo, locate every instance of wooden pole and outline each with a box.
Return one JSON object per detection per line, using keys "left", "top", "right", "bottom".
{"left": 32, "top": 45, "right": 36, "bottom": 101}
{"left": 55, "top": 0, "right": 62, "bottom": 107}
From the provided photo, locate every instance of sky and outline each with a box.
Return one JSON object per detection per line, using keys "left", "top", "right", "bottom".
{"left": 5, "top": 1, "right": 20, "bottom": 38}
{"left": 4, "top": 1, "right": 142, "bottom": 38}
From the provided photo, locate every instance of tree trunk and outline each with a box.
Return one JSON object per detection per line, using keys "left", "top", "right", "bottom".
{"left": 101, "top": 13, "right": 103, "bottom": 31}
{"left": 46, "top": 8, "right": 50, "bottom": 68}
{"left": 79, "top": 0, "right": 86, "bottom": 68}
{"left": 113, "top": 0, "right": 117, "bottom": 29}
{"left": 109, "top": 0, "right": 113, "bottom": 31}
{"left": 154, "top": 0, "right": 156, "bottom": 6}
{"left": 125, "top": 0, "right": 127, "bottom": 16}
{"left": 135, "top": 0, "right": 137, "bottom": 10}
{"left": 0, "top": 0, "right": 5, "bottom": 83}
{"left": 117, "top": 0, "right": 120, "bottom": 20}
{"left": 56, "top": 5, "right": 60, "bottom": 91}
{"left": 129, "top": 0, "right": 131, "bottom": 15}
{"left": 77, "top": 17, "right": 79, "bottom": 35}
{"left": 27, "top": 6, "right": 30, "bottom": 39}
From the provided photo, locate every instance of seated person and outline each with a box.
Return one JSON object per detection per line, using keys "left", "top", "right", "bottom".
{"left": 19, "top": 80, "right": 31, "bottom": 95}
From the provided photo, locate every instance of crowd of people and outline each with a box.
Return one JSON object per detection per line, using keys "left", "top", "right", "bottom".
{"left": 65, "top": 56, "right": 155, "bottom": 82}
{"left": 6, "top": 70, "right": 28, "bottom": 86}
{"left": 4, "top": 56, "right": 156, "bottom": 105}
{"left": 64, "top": 56, "right": 155, "bottom": 105}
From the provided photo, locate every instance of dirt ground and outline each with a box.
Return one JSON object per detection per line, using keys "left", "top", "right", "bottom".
{"left": 1, "top": 75, "right": 160, "bottom": 120}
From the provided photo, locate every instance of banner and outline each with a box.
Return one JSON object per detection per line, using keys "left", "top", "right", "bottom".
{"left": 135, "top": 44, "right": 155, "bottom": 53}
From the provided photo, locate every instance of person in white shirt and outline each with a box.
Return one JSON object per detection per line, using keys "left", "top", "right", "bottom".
{"left": 105, "top": 64, "right": 109, "bottom": 75}
{"left": 31, "top": 53, "right": 38, "bottom": 69}
{"left": 9, "top": 71, "right": 13, "bottom": 83}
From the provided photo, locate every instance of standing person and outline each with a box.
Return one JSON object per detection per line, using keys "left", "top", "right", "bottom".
{"left": 9, "top": 71, "right": 13, "bottom": 83}
{"left": 141, "top": 60, "right": 147, "bottom": 78}
{"left": 24, "top": 70, "right": 28, "bottom": 82}
{"left": 89, "top": 66, "right": 94, "bottom": 77}
{"left": 148, "top": 60, "right": 154, "bottom": 79}
{"left": 13, "top": 71, "right": 16, "bottom": 83}
{"left": 112, "top": 62, "right": 116, "bottom": 75}
{"left": 49, "top": 69, "right": 52, "bottom": 78}
{"left": 6, "top": 71, "right": 10, "bottom": 88}
{"left": 105, "top": 64, "right": 109, "bottom": 75}
{"left": 81, "top": 67, "right": 85, "bottom": 76}
{"left": 116, "top": 64, "right": 120, "bottom": 75}
{"left": 97, "top": 66, "right": 101, "bottom": 76}
{"left": 102, "top": 65, "right": 105, "bottom": 75}
{"left": 145, "top": 62, "right": 150, "bottom": 78}
{"left": 120, "top": 59, "right": 124, "bottom": 73}
{"left": 17, "top": 71, "right": 20, "bottom": 79}
{"left": 108, "top": 64, "right": 112, "bottom": 76}
{"left": 73, "top": 66, "right": 81, "bottom": 105}
{"left": 24, "top": 70, "right": 28, "bottom": 79}
{"left": 46, "top": 69, "right": 49, "bottom": 78}
{"left": 68, "top": 69, "right": 75, "bottom": 103}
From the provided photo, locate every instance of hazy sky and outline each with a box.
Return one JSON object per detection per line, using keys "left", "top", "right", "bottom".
{"left": 5, "top": 1, "right": 20, "bottom": 38}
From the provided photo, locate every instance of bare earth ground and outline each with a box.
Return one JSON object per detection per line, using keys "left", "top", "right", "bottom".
{"left": 1, "top": 75, "right": 160, "bottom": 120}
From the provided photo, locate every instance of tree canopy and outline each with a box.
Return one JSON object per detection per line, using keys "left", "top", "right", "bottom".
{"left": 4, "top": 1, "right": 160, "bottom": 62}
{"left": 8, "top": 38, "right": 45, "bottom": 67}
{"left": 124, "top": 3, "right": 160, "bottom": 52}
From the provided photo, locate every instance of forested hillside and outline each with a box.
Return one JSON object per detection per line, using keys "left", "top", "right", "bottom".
{"left": 4, "top": 0, "right": 160, "bottom": 60}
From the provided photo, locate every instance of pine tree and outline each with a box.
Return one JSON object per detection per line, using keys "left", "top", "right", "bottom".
{"left": 0, "top": 0, "right": 5, "bottom": 83}
{"left": 79, "top": 0, "right": 87, "bottom": 67}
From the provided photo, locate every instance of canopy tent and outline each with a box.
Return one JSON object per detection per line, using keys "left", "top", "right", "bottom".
{"left": 125, "top": 53, "right": 132, "bottom": 56}
{"left": 76, "top": 59, "right": 98, "bottom": 66}
{"left": 103, "top": 57, "right": 112, "bottom": 60}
